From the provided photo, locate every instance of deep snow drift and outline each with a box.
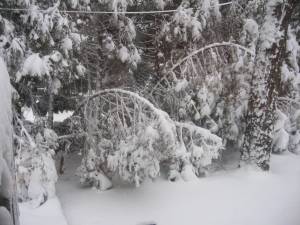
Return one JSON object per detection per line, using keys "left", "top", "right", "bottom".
{"left": 56, "top": 152, "right": 300, "bottom": 225}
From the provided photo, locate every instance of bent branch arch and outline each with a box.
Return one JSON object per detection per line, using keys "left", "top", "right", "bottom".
{"left": 72, "top": 88, "right": 223, "bottom": 189}
{"left": 170, "top": 42, "right": 255, "bottom": 72}
{"left": 70, "top": 89, "right": 222, "bottom": 156}
{"left": 151, "top": 42, "right": 255, "bottom": 95}
{"left": 77, "top": 88, "right": 178, "bottom": 157}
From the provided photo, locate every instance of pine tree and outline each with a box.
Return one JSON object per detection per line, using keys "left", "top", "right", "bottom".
{"left": 0, "top": 0, "right": 83, "bottom": 127}
{"left": 241, "top": 0, "right": 299, "bottom": 170}
{"left": 0, "top": 0, "right": 83, "bottom": 203}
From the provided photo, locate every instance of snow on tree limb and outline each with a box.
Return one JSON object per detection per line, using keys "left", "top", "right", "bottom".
{"left": 175, "top": 121, "right": 222, "bottom": 149}
{"left": 77, "top": 88, "right": 179, "bottom": 188}
{"left": 81, "top": 88, "right": 171, "bottom": 116}
{"left": 75, "top": 88, "right": 223, "bottom": 188}
{"left": 150, "top": 42, "right": 254, "bottom": 95}
{"left": 278, "top": 97, "right": 300, "bottom": 106}
{"left": 14, "top": 113, "right": 59, "bottom": 205}
{"left": 170, "top": 42, "right": 255, "bottom": 72}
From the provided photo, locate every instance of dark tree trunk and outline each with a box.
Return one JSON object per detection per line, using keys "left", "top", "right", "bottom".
{"left": 241, "top": 0, "right": 298, "bottom": 170}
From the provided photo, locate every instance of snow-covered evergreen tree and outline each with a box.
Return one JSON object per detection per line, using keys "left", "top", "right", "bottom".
{"left": 0, "top": 0, "right": 298, "bottom": 201}
{"left": 14, "top": 115, "right": 58, "bottom": 206}
{"left": 1, "top": 0, "right": 84, "bottom": 126}
{"left": 0, "top": 0, "right": 83, "bottom": 203}
{"left": 241, "top": 0, "right": 300, "bottom": 170}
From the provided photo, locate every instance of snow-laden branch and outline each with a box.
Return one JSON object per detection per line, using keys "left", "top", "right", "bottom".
{"left": 76, "top": 88, "right": 225, "bottom": 188}
{"left": 218, "top": 2, "right": 233, "bottom": 6}
{"left": 175, "top": 121, "right": 222, "bottom": 148}
{"left": 77, "top": 89, "right": 180, "bottom": 188}
{"left": 14, "top": 113, "right": 36, "bottom": 148}
{"left": 79, "top": 88, "right": 169, "bottom": 118}
{"left": 278, "top": 97, "right": 300, "bottom": 106}
{"left": 78, "top": 88, "right": 178, "bottom": 146}
{"left": 150, "top": 42, "right": 255, "bottom": 95}
{"left": 80, "top": 88, "right": 223, "bottom": 155}
{"left": 171, "top": 42, "right": 255, "bottom": 72}
{"left": 58, "top": 132, "right": 88, "bottom": 140}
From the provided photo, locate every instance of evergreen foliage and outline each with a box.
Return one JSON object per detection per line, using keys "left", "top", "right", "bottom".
{"left": 0, "top": 0, "right": 299, "bottom": 205}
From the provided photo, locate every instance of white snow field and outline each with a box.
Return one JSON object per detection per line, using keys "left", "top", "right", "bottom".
{"left": 55, "top": 152, "right": 300, "bottom": 225}
{"left": 19, "top": 197, "right": 68, "bottom": 225}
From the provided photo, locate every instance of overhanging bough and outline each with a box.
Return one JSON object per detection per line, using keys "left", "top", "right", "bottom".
{"left": 149, "top": 42, "right": 255, "bottom": 109}
{"left": 75, "top": 89, "right": 223, "bottom": 190}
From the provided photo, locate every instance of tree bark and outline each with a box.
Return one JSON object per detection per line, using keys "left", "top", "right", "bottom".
{"left": 241, "top": 0, "right": 298, "bottom": 170}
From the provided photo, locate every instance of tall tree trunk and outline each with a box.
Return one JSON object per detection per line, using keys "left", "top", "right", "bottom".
{"left": 241, "top": 0, "right": 298, "bottom": 170}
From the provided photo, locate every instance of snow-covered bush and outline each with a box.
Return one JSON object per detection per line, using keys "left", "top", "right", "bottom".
{"left": 14, "top": 116, "right": 58, "bottom": 206}
{"left": 288, "top": 110, "right": 300, "bottom": 154}
{"left": 77, "top": 89, "right": 177, "bottom": 188}
{"left": 289, "top": 131, "right": 300, "bottom": 154}
{"left": 272, "top": 110, "right": 290, "bottom": 154}
{"left": 77, "top": 89, "right": 223, "bottom": 190}
{"left": 176, "top": 121, "right": 223, "bottom": 177}
{"left": 77, "top": 148, "right": 113, "bottom": 191}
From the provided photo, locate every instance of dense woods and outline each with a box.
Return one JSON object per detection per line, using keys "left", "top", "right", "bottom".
{"left": 0, "top": 1, "right": 299, "bottom": 223}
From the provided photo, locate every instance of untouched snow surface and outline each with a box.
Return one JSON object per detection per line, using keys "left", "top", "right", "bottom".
{"left": 19, "top": 197, "right": 68, "bottom": 225}
{"left": 57, "top": 152, "right": 300, "bottom": 225}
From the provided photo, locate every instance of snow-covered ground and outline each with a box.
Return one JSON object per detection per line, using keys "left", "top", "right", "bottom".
{"left": 22, "top": 107, "right": 73, "bottom": 123}
{"left": 55, "top": 152, "right": 300, "bottom": 225}
{"left": 19, "top": 197, "right": 68, "bottom": 225}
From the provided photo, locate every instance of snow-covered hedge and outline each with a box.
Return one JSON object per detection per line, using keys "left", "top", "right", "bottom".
{"left": 14, "top": 117, "right": 58, "bottom": 206}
